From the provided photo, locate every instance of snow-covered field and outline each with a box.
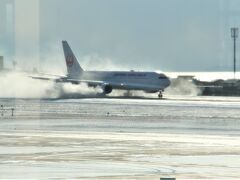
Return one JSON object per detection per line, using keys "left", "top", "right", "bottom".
{"left": 0, "top": 96, "right": 240, "bottom": 179}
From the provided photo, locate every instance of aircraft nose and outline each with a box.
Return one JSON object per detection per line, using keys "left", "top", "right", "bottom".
{"left": 158, "top": 73, "right": 171, "bottom": 88}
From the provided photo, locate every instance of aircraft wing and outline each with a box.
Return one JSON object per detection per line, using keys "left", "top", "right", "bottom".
{"left": 30, "top": 76, "right": 56, "bottom": 81}
{"left": 30, "top": 75, "right": 65, "bottom": 82}
{"left": 30, "top": 75, "right": 105, "bottom": 85}
{"left": 30, "top": 72, "right": 68, "bottom": 82}
{"left": 64, "top": 78, "right": 105, "bottom": 86}
{"left": 36, "top": 72, "right": 67, "bottom": 78}
{"left": 63, "top": 79, "right": 142, "bottom": 88}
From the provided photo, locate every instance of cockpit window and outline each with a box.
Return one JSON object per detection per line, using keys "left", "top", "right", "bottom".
{"left": 159, "top": 76, "right": 167, "bottom": 79}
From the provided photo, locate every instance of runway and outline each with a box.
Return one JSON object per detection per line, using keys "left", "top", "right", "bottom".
{"left": 0, "top": 96, "right": 240, "bottom": 179}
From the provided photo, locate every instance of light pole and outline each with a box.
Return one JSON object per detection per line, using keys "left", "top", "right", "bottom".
{"left": 231, "top": 27, "right": 238, "bottom": 79}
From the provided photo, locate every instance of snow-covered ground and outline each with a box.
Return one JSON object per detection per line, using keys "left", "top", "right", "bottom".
{"left": 0, "top": 96, "right": 240, "bottom": 179}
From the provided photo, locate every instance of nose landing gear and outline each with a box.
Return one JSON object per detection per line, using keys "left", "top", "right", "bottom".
{"left": 158, "top": 91, "right": 163, "bottom": 99}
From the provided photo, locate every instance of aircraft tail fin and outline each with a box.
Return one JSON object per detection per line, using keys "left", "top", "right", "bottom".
{"left": 62, "top": 40, "right": 83, "bottom": 78}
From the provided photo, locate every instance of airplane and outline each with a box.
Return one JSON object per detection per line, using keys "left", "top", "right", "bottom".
{"left": 32, "top": 41, "right": 171, "bottom": 98}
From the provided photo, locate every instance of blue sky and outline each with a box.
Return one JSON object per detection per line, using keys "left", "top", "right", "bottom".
{"left": 3, "top": 0, "right": 240, "bottom": 71}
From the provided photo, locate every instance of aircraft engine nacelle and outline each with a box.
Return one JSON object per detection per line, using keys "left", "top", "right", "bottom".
{"left": 101, "top": 84, "right": 112, "bottom": 94}
{"left": 71, "top": 82, "right": 80, "bottom": 85}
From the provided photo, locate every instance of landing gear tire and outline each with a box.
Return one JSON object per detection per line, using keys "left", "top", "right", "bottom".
{"left": 158, "top": 91, "right": 163, "bottom": 99}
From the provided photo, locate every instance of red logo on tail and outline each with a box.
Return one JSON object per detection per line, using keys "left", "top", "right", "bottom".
{"left": 66, "top": 55, "right": 74, "bottom": 67}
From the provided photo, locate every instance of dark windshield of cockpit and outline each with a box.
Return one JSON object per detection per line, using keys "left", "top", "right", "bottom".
{"left": 158, "top": 74, "right": 167, "bottom": 79}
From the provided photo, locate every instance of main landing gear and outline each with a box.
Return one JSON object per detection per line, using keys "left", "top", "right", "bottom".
{"left": 158, "top": 91, "right": 163, "bottom": 99}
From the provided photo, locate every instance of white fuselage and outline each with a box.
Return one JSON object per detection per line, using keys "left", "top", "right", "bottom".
{"left": 79, "top": 71, "right": 170, "bottom": 92}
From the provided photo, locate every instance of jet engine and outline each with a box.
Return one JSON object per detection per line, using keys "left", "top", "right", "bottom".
{"left": 101, "top": 84, "right": 113, "bottom": 94}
